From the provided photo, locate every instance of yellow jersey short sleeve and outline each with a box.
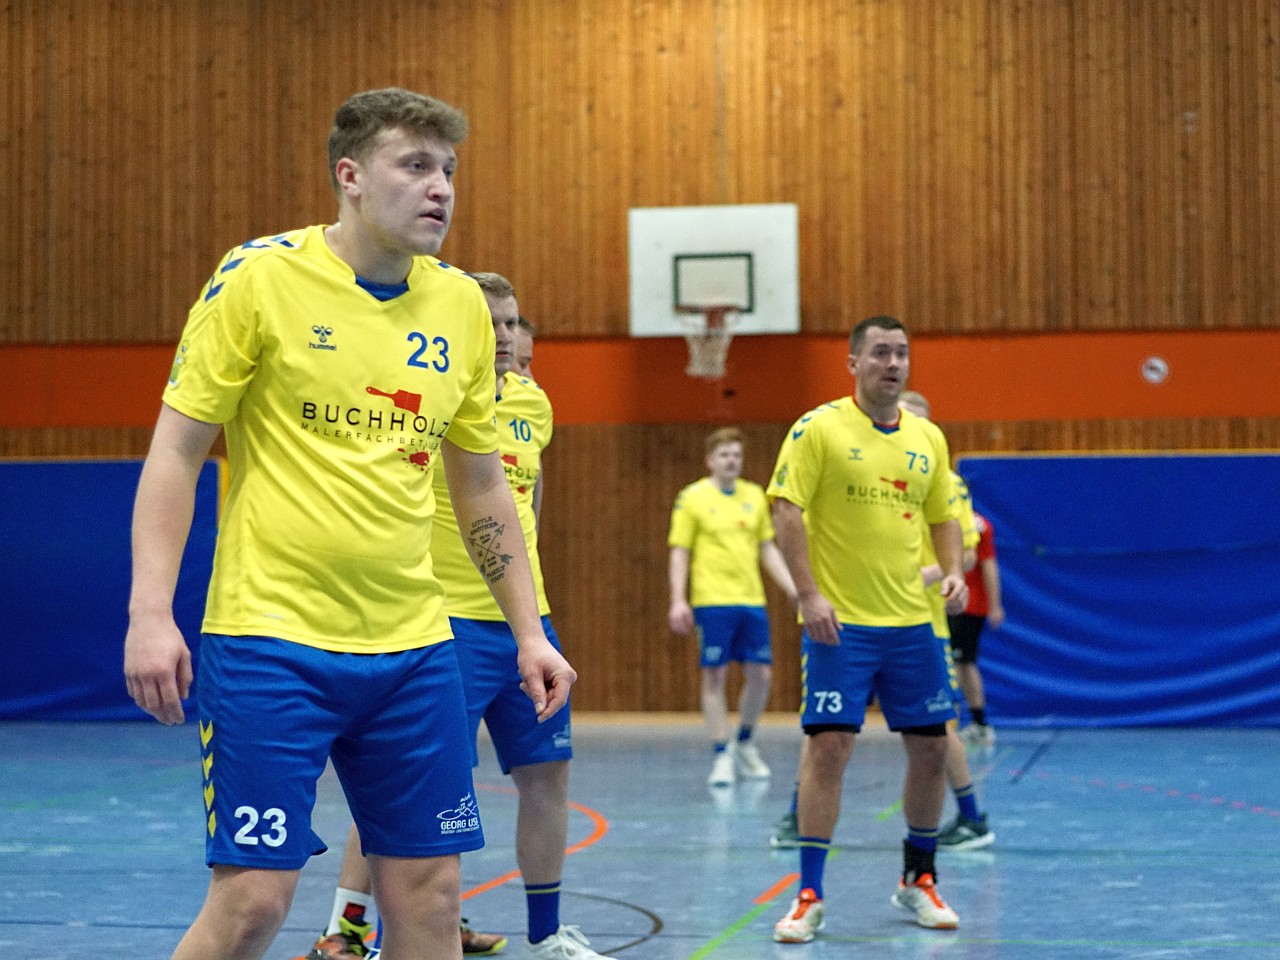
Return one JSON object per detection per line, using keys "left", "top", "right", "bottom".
{"left": 667, "top": 478, "right": 772, "bottom": 607}
{"left": 952, "top": 470, "right": 980, "bottom": 551}
{"left": 430, "top": 373, "right": 554, "bottom": 620}
{"left": 162, "top": 226, "right": 498, "bottom": 653}
{"left": 920, "top": 468, "right": 969, "bottom": 637}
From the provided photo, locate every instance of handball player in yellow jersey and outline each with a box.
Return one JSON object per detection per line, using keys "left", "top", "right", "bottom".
{"left": 898, "top": 391, "right": 996, "bottom": 852}
{"left": 123, "top": 89, "right": 573, "bottom": 960}
{"left": 768, "top": 317, "right": 969, "bottom": 943}
{"left": 668, "top": 427, "right": 797, "bottom": 787}
{"left": 308, "top": 275, "right": 614, "bottom": 960}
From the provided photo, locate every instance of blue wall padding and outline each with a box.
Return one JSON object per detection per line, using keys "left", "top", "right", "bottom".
{"left": 958, "top": 453, "right": 1280, "bottom": 728}
{"left": 1, "top": 459, "right": 219, "bottom": 721}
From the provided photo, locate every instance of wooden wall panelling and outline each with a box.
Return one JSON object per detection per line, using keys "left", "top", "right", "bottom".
{"left": 502, "top": 0, "right": 638, "bottom": 335}
{"left": 1230, "top": 0, "right": 1277, "bottom": 326}
{"left": 2, "top": 0, "right": 44, "bottom": 341}
{"left": 0, "top": 427, "right": 154, "bottom": 458}
{"left": 5, "top": 0, "right": 1280, "bottom": 347}
{"left": 856, "top": 1, "right": 910, "bottom": 331}
{"left": 1074, "top": 0, "right": 1124, "bottom": 331}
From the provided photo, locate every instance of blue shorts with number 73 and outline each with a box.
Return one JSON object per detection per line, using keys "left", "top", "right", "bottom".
{"left": 801, "top": 622, "right": 954, "bottom": 732}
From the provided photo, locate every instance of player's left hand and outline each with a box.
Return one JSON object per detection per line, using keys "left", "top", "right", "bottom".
{"left": 939, "top": 574, "right": 969, "bottom": 615}
{"left": 518, "top": 639, "right": 577, "bottom": 722}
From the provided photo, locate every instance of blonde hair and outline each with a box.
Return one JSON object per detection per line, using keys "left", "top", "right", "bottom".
{"left": 704, "top": 426, "right": 744, "bottom": 455}
{"left": 898, "top": 390, "right": 931, "bottom": 418}
{"left": 469, "top": 272, "right": 516, "bottom": 299}
{"left": 327, "top": 88, "right": 468, "bottom": 193}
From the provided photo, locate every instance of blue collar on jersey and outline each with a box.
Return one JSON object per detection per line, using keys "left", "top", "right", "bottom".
{"left": 853, "top": 398, "right": 902, "bottom": 434}
{"left": 355, "top": 275, "right": 411, "bottom": 301}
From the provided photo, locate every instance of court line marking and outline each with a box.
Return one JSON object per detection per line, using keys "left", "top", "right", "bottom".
{"left": 464, "top": 785, "right": 609, "bottom": 900}
{"left": 686, "top": 903, "right": 772, "bottom": 960}
{"left": 874, "top": 799, "right": 902, "bottom": 821}
{"left": 689, "top": 849, "right": 842, "bottom": 957}
{"left": 1009, "top": 729, "right": 1059, "bottom": 783}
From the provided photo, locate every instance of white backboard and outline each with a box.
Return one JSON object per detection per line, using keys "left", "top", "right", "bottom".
{"left": 628, "top": 203, "right": 800, "bottom": 337}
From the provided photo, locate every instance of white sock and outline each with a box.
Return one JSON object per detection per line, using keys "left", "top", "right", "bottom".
{"left": 326, "top": 887, "right": 374, "bottom": 935}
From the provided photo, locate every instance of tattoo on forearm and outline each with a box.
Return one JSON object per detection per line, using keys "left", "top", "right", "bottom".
{"left": 467, "top": 516, "right": 513, "bottom": 585}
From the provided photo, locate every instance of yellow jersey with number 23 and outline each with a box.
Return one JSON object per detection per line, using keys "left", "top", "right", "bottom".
{"left": 162, "top": 225, "right": 498, "bottom": 654}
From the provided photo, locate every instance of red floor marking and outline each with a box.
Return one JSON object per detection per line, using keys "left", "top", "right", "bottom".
{"left": 754, "top": 873, "right": 800, "bottom": 905}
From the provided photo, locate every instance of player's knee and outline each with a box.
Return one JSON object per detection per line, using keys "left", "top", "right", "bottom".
{"left": 806, "top": 729, "right": 855, "bottom": 770}
{"left": 211, "top": 883, "right": 291, "bottom": 947}
{"left": 902, "top": 729, "right": 950, "bottom": 772}
{"left": 374, "top": 856, "right": 460, "bottom": 925}
{"left": 512, "top": 759, "right": 570, "bottom": 804}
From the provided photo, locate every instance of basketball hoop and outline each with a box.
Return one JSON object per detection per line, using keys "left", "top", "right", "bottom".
{"left": 678, "top": 305, "right": 738, "bottom": 380}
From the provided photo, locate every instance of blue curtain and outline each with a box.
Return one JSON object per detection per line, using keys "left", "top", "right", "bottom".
{"left": 1, "top": 459, "right": 219, "bottom": 721}
{"left": 958, "top": 453, "right": 1280, "bottom": 728}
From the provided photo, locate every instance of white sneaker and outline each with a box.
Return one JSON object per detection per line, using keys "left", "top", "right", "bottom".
{"left": 526, "top": 925, "right": 615, "bottom": 959}
{"left": 734, "top": 741, "right": 770, "bottom": 779}
{"left": 707, "top": 748, "right": 735, "bottom": 786}
{"left": 960, "top": 723, "right": 996, "bottom": 747}
{"left": 773, "top": 888, "right": 825, "bottom": 943}
{"left": 890, "top": 873, "right": 959, "bottom": 929}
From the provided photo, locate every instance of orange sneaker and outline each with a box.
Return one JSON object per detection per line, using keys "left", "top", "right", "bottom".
{"left": 773, "top": 888, "right": 825, "bottom": 943}
{"left": 890, "top": 873, "right": 959, "bottom": 928}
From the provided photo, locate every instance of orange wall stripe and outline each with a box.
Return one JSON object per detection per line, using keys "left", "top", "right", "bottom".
{"left": 3, "top": 330, "right": 1277, "bottom": 429}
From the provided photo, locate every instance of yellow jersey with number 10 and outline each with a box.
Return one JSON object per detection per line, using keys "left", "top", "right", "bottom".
{"left": 430, "top": 372, "right": 554, "bottom": 620}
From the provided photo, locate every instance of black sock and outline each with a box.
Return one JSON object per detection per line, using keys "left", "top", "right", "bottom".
{"left": 902, "top": 838, "right": 937, "bottom": 883}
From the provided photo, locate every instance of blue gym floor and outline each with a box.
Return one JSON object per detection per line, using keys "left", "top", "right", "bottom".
{"left": 5, "top": 716, "right": 1278, "bottom": 959}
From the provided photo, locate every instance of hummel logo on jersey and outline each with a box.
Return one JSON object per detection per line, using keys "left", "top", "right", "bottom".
{"left": 309, "top": 325, "right": 337, "bottom": 352}
{"left": 849, "top": 448, "right": 863, "bottom": 461}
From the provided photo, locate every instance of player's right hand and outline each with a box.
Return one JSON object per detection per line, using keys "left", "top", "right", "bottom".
{"left": 798, "top": 591, "right": 841, "bottom": 645}
{"left": 518, "top": 640, "right": 577, "bottom": 723}
{"left": 123, "top": 617, "right": 192, "bottom": 725}
{"left": 668, "top": 601, "right": 695, "bottom": 635}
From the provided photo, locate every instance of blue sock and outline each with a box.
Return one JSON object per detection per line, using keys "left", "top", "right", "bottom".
{"left": 737, "top": 726, "right": 753, "bottom": 742}
{"left": 788, "top": 783, "right": 799, "bottom": 815}
{"left": 713, "top": 741, "right": 728, "bottom": 754}
{"left": 525, "top": 882, "right": 560, "bottom": 944}
{"left": 906, "top": 824, "right": 940, "bottom": 854}
{"left": 797, "top": 837, "right": 831, "bottom": 899}
{"left": 954, "top": 783, "right": 982, "bottom": 821}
